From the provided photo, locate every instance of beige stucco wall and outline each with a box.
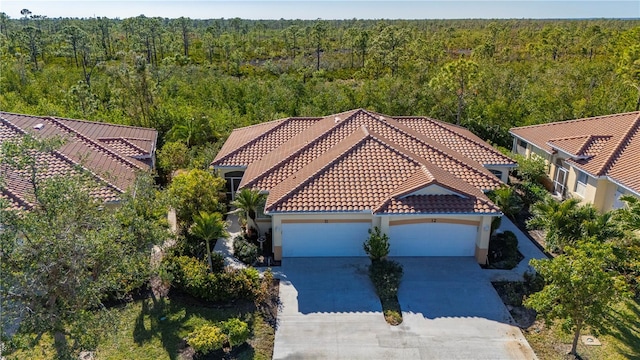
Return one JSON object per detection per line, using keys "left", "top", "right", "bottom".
{"left": 270, "top": 212, "right": 493, "bottom": 264}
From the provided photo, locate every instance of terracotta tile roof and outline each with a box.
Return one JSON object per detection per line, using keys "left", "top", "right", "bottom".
{"left": 378, "top": 195, "right": 499, "bottom": 214}
{"left": 0, "top": 112, "right": 158, "bottom": 210}
{"left": 215, "top": 109, "right": 510, "bottom": 215}
{"left": 394, "top": 116, "right": 514, "bottom": 165}
{"left": 510, "top": 112, "right": 640, "bottom": 194}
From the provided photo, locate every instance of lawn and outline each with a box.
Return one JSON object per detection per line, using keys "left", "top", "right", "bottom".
{"left": 4, "top": 296, "right": 275, "bottom": 360}
{"left": 523, "top": 300, "right": 640, "bottom": 360}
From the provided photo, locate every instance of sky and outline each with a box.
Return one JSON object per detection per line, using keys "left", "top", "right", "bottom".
{"left": 1, "top": 0, "right": 639, "bottom": 20}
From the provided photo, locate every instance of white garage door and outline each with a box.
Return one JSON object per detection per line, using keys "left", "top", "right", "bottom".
{"left": 388, "top": 222, "right": 477, "bottom": 256}
{"left": 282, "top": 222, "right": 371, "bottom": 257}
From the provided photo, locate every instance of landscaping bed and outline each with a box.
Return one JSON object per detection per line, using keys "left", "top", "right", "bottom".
{"left": 4, "top": 294, "right": 276, "bottom": 360}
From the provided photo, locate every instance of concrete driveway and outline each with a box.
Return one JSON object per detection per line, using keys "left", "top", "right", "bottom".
{"left": 273, "top": 257, "right": 536, "bottom": 360}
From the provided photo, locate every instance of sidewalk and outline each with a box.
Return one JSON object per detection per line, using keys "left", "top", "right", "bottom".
{"left": 485, "top": 217, "right": 549, "bottom": 282}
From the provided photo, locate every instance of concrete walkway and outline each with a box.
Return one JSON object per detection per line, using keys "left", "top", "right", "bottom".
{"left": 485, "top": 217, "right": 549, "bottom": 282}
{"left": 213, "top": 213, "right": 247, "bottom": 270}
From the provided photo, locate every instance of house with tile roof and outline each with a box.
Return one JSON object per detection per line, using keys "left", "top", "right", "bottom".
{"left": 0, "top": 112, "right": 158, "bottom": 210}
{"left": 510, "top": 111, "right": 640, "bottom": 212}
{"left": 213, "top": 109, "right": 515, "bottom": 264}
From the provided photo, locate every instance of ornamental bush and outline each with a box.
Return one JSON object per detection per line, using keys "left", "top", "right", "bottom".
{"left": 187, "top": 324, "right": 225, "bottom": 354}
{"left": 163, "top": 255, "right": 263, "bottom": 302}
{"left": 363, "top": 227, "right": 390, "bottom": 261}
{"left": 221, "top": 318, "right": 250, "bottom": 349}
{"left": 233, "top": 234, "right": 259, "bottom": 265}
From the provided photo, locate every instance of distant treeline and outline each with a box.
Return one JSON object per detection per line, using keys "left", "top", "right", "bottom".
{"left": 1, "top": 13, "right": 639, "bottom": 159}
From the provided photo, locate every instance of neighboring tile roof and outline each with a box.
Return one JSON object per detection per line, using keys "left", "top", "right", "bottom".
{"left": 213, "top": 109, "right": 510, "bottom": 215}
{"left": 0, "top": 112, "right": 158, "bottom": 209}
{"left": 510, "top": 111, "right": 640, "bottom": 194}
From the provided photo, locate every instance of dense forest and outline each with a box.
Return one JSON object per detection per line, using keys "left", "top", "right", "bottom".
{"left": 1, "top": 12, "right": 639, "bottom": 167}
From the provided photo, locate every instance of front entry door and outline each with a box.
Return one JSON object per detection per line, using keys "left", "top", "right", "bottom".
{"left": 554, "top": 167, "right": 568, "bottom": 197}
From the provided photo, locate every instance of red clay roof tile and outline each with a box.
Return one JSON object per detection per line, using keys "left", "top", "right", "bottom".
{"left": 1, "top": 112, "right": 157, "bottom": 209}
{"left": 215, "top": 109, "right": 510, "bottom": 214}
{"left": 510, "top": 111, "right": 640, "bottom": 193}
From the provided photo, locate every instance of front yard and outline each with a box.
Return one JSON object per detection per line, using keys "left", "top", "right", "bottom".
{"left": 524, "top": 300, "right": 640, "bottom": 360}
{"left": 494, "top": 281, "right": 640, "bottom": 360}
{"left": 4, "top": 296, "right": 275, "bottom": 360}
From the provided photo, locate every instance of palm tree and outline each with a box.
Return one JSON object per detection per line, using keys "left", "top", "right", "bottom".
{"left": 527, "top": 197, "right": 584, "bottom": 253}
{"left": 190, "top": 211, "right": 227, "bottom": 272}
{"left": 231, "top": 188, "right": 266, "bottom": 235}
{"left": 614, "top": 194, "right": 640, "bottom": 230}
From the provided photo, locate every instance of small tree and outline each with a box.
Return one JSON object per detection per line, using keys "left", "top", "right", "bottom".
{"left": 363, "top": 227, "right": 390, "bottom": 261}
{"left": 514, "top": 154, "right": 548, "bottom": 184}
{"left": 167, "top": 168, "right": 225, "bottom": 226}
{"left": 525, "top": 241, "right": 627, "bottom": 356}
{"left": 157, "top": 141, "right": 190, "bottom": 176}
{"left": 190, "top": 211, "right": 227, "bottom": 273}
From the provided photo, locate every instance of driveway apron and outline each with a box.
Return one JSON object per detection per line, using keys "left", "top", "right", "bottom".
{"left": 273, "top": 257, "right": 537, "bottom": 360}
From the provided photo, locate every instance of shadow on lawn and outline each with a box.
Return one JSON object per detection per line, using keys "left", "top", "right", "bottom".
{"left": 603, "top": 299, "right": 640, "bottom": 360}
{"left": 133, "top": 295, "right": 187, "bottom": 360}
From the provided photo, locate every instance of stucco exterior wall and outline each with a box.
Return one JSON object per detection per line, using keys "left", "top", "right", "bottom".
{"left": 516, "top": 143, "right": 636, "bottom": 213}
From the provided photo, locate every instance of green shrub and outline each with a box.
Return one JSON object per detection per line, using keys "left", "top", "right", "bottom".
{"left": 491, "top": 216, "right": 502, "bottom": 235}
{"left": 514, "top": 181, "right": 550, "bottom": 207}
{"left": 162, "top": 255, "right": 263, "bottom": 302}
{"left": 187, "top": 324, "right": 225, "bottom": 354}
{"left": 488, "top": 231, "right": 521, "bottom": 269}
{"left": 487, "top": 186, "right": 523, "bottom": 219}
{"left": 514, "top": 154, "right": 548, "bottom": 183}
{"left": 221, "top": 318, "right": 250, "bottom": 349}
{"left": 369, "top": 259, "right": 403, "bottom": 300}
{"left": 233, "top": 235, "right": 258, "bottom": 265}
{"left": 363, "top": 227, "right": 390, "bottom": 261}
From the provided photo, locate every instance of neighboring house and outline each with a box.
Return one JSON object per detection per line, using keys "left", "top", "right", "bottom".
{"left": 0, "top": 112, "right": 158, "bottom": 210}
{"left": 510, "top": 111, "right": 640, "bottom": 212}
{"left": 213, "top": 109, "right": 515, "bottom": 264}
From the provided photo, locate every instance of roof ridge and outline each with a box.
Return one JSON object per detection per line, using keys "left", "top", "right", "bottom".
{"left": 0, "top": 116, "right": 28, "bottom": 136}
{"left": 417, "top": 116, "right": 513, "bottom": 163}
{"left": 0, "top": 182, "right": 33, "bottom": 210}
{"left": 0, "top": 111, "right": 157, "bottom": 131}
{"left": 265, "top": 125, "right": 370, "bottom": 211}
{"left": 46, "top": 117, "right": 146, "bottom": 171}
{"left": 599, "top": 112, "right": 640, "bottom": 176}
{"left": 240, "top": 110, "right": 365, "bottom": 188}
{"left": 365, "top": 128, "right": 489, "bottom": 213}
{"left": 548, "top": 134, "right": 592, "bottom": 142}
{"left": 510, "top": 111, "right": 640, "bottom": 131}
{"left": 368, "top": 128, "right": 488, "bottom": 197}
{"left": 214, "top": 117, "right": 298, "bottom": 165}
{"left": 380, "top": 116, "right": 501, "bottom": 184}
{"left": 100, "top": 137, "right": 149, "bottom": 155}
{"left": 51, "top": 150, "right": 125, "bottom": 193}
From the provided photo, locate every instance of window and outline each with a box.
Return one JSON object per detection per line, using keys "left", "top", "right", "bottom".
{"left": 516, "top": 139, "right": 528, "bottom": 155}
{"left": 574, "top": 170, "right": 588, "bottom": 197}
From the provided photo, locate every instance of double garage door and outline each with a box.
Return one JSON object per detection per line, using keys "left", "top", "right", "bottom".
{"left": 281, "top": 220, "right": 477, "bottom": 257}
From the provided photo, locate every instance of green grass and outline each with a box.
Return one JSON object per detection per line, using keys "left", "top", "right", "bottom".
{"left": 523, "top": 299, "right": 640, "bottom": 360}
{"left": 5, "top": 296, "right": 274, "bottom": 360}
